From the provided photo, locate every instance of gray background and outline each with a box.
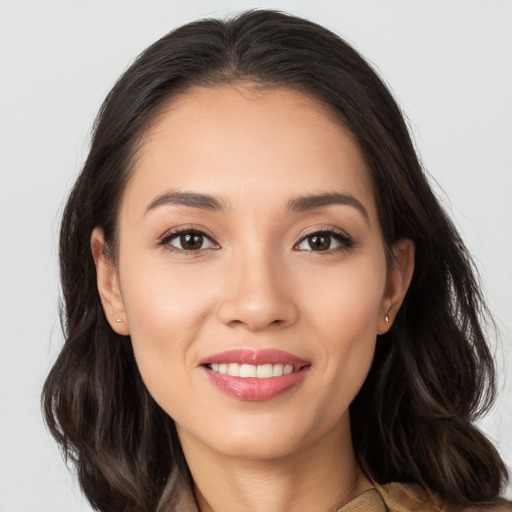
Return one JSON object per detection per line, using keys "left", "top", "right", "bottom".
{"left": 0, "top": 0, "right": 511, "bottom": 510}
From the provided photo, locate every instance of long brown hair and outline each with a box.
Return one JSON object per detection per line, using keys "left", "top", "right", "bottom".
{"left": 43, "top": 9, "right": 509, "bottom": 511}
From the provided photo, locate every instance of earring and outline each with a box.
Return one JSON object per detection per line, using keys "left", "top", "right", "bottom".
{"left": 384, "top": 314, "right": 390, "bottom": 323}
{"left": 116, "top": 318, "right": 123, "bottom": 323}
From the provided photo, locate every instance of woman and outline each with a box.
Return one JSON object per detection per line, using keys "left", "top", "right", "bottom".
{"left": 42, "top": 9, "right": 511, "bottom": 512}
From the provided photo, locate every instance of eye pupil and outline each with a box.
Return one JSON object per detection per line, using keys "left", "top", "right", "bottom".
{"left": 308, "top": 234, "right": 331, "bottom": 251}
{"left": 180, "top": 233, "right": 203, "bottom": 250}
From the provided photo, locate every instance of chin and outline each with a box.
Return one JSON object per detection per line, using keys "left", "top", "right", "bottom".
{"left": 177, "top": 413, "right": 311, "bottom": 461}
{"left": 212, "top": 433, "right": 302, "bottom": 460}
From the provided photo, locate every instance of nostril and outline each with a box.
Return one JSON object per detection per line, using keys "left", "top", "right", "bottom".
{"left": 218, "top": 294, "right": 299, "bottom": 331}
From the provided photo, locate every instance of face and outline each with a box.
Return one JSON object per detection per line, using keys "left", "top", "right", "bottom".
{"left": 93, "top": 86, "right": 413, "bottom": 461}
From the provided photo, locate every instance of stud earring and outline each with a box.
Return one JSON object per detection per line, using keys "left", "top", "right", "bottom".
{"left": 384, "top": 314, "right": 390, "bottom": 323}
{"left": 116, "top": 318, "right": 123, "bottom": 323}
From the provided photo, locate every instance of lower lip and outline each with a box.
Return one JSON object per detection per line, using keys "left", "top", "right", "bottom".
{"left": 202, "top": 366, "right": 310, "bottom": 401}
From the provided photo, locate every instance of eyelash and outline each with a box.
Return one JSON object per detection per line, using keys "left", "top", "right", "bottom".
{"left": 157, "top": 227, "right": 219, "bottom": 255}
{"left": 157, "top": 226, "right": 354, "bottom": 255}
{"left": 293, "top": 227, "right": 354, "bottom": 254}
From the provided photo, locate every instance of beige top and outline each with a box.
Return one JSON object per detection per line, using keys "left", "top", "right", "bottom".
{"left": 172, "top": 477, "right": 512, "bottom": 511}
{"left": 337, "top": 483, "right": 512, "bottom": 512}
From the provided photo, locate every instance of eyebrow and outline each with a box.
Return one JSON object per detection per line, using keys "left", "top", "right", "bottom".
{"left": 144, "top": 189, "right": 369, "bottom": 223}
{"left": 145, "top": 190, "right": 224, "bottom": 214}
{"left": 288, "top": 193, "right": 369, "bottom": 223}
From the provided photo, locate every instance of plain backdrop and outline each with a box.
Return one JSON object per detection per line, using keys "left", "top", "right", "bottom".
{"left": 0, "top": 0, "right": 511, "bottom": 510}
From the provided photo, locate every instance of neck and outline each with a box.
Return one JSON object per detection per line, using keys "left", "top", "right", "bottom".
{"left": 179, "top": 420, "right": 371, "bottom": 512}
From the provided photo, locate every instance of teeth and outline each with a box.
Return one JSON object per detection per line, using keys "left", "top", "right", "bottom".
{"left": 239, "top": 364, "right": 256, "bottom": 377}
{"left": 227, "top": 363, "right": 240, "bottom": 377}
{"left": 257, "top": 364, "right": 273, "bottom": 378}
{"left": 209, "top": 362, "right": 297, "bottom": 378}
{"left": 273, "top": 364, "right": 283, "bottom": 376}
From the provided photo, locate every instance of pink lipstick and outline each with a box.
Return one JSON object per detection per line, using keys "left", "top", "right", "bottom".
{"left": 199, "top": 349, "right": 311, "bottom": 401}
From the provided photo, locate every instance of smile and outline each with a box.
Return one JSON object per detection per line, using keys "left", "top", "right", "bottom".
{"left": 208, "top": 363, "right": 296, "bottom": 378}
{"left": 200, "top": 349, "right": 311, "bottom": 401}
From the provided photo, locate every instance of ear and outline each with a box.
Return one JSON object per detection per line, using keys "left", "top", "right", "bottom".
{"left": 90, "top": 227, "right": 130, "bottom": 336}
{"left": 377, "top": 238, "right": 415, "bottom": 335}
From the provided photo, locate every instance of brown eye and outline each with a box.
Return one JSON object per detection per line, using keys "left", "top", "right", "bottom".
{"left": 179, "top": 233, "right": 204, "bottom": 250}
{"left": 295, "top": 229, "right": 353, "bottom": 253}
{"left": 165, "top": 230, "right": 216, "bottom": 252}
{"left": 308, "top": 234, "right": 331, "bottom": 251}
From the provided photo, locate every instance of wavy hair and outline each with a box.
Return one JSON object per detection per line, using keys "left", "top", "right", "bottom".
{"left": 42, "top": 9, "right": 509, "bottom": 511}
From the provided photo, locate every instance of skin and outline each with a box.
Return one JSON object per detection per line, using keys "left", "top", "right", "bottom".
{"left": 92, "top": 86, "right": 414, "bottom": 512}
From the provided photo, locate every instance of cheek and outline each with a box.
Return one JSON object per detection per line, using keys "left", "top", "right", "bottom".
{"left": 117, "top": 252, "right": 218, "bottom": 404}
{"left": 123, "top": 266, "right": 205, "bottom": 341}
{"left": 299, "top": 251, "right": 387, "bottom": 335}
{"left": 298, "top": 254, "right": 386, "bottom": 393}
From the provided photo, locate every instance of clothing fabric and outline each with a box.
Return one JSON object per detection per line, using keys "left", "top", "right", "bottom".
{"left": 173, "top": 477, "right": 512, "bottom": 511}
{"left": 336, "top": 483, "right": 512, "bottom": 512}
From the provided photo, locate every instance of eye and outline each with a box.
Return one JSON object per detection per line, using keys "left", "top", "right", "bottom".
{"left": 159, "top": 229, "right": 218, "bottom": 253}
{"left": 294, "top": 229, "right": 353, "bottom": 252}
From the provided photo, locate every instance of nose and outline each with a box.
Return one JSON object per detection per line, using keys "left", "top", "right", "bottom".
{"left": 217, "top": 250, "right": 299, "bottom": 331}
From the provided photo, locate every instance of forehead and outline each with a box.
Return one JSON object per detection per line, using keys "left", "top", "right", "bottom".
{"left": 123, "top": 85, "right": 377, "bottom": 219}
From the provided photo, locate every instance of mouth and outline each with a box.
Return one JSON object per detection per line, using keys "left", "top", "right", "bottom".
{"left": 199, "top": 349, "right": 311, "bottom": 401}
{"left": 206, "top": 362, "right": 301, "bottom": 378}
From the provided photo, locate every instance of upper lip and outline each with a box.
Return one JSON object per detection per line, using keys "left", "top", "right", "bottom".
{"left": 198, "top": 348, "right": 310, "bottom": 368}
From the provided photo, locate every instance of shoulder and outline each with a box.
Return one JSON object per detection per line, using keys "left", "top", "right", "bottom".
{"left": 377, "top": 482, "right": 512, "bottom": 512}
